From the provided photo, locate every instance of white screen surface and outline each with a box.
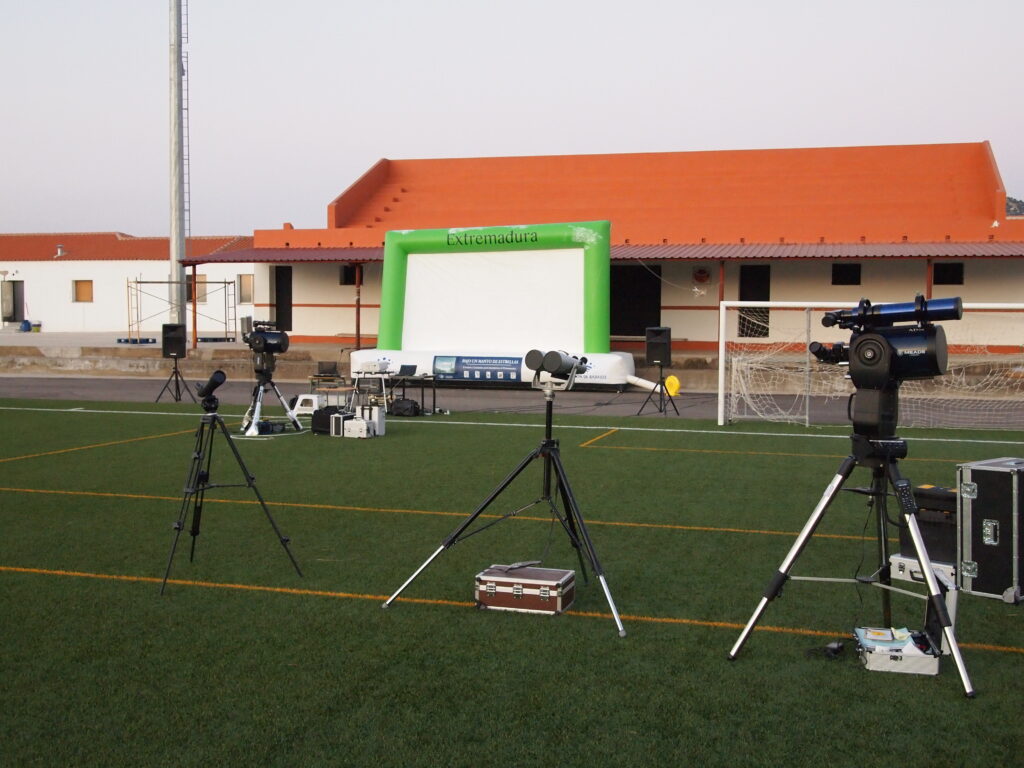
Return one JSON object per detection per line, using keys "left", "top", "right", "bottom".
{"left": 401, "top": 248, "right": 585, "bottom": 353}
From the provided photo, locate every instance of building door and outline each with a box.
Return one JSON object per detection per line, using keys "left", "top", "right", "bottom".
{"left": 610, "top": 264, "right": 661, "bottom": 336}
{"left": 273, "top": 266, "right": 293, "bottom": 331}
{"left": 738, "top": 264, "right": 770, "bottom": 337}
{"left": 1, "top": 280, "right": 25, "bottom": 323}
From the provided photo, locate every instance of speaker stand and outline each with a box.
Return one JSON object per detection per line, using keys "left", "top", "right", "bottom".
{"left": 637, "top": 363, "right": 678, "bottom": 416}
{"left": 156, "top": 355, "right": 196, "bottom": 404}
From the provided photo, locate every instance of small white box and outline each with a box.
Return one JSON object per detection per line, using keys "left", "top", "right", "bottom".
{"left": 853, "top": 627, "right": 939, "bottom": 676}
{"left": 889, "top": 554, "right": 956, "bottom": 585}
{"left": 343, "top": 417, "right": 372, "bottom": 438}
{"left": 360, "top": 405, "right": 385, "bottom": 436}
{"left": 329, "top": 413, "right": 351, "bottom": 437}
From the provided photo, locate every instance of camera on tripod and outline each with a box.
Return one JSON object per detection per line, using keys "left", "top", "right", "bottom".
{"left": 809, "top": 295, "right": 962, "bottom": 438}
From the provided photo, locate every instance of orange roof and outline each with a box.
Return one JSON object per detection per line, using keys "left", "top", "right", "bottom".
{"left": 255, "top": 142, "right": 1024, "bottom": 248}
{"left": 0, "top": 232, "right": 252, "bottom": 261}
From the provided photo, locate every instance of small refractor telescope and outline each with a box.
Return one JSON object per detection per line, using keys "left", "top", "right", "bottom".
{"left": 195, "top": 369, "right": 227, "bottom": 413}
{"left": 524, "top": 349, "right": 589, "bottom": 390}
{"left": 809, "top": 295, "right": 963, "bottom": 438}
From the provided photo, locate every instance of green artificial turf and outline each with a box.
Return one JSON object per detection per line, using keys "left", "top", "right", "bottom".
{"left": 1, "top": 398, "right": 1022, "bottom": 766}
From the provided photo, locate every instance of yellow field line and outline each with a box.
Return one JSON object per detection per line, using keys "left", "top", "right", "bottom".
{"left": 0, "top": 485, "right": 876, "bottom": 542}
{"left": 3, "top": 565, "right": 1020, "bottom": 654}
{"left": 0, "top": 428, "right": 197, "bottom": 464}
{"left": 578, "top": 428, "right": 619, "bottom": 448}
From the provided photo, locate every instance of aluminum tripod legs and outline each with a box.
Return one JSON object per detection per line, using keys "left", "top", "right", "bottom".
{"left": 160, "top": 412, "right": 302, "bottom": 594}
{"left": 382, "top": 438, "right": 627, "bottom": 637}
{"left": 727, "top": 438, "right": 975, "bottom": 697}
{"left": 242, "top": 377, "right": 302, "bottom": 436}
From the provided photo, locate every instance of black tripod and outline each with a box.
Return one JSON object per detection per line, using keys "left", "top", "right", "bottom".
{"left": 727, "top": 432, "right": 974, "bottom": 696}
{"left": 160, "top": 398, "right": 302, "bottom": 594}
{"left": 382, "top": 379, "right": 627, "bottom": 636}
{"left": 156, "top": 355, "right": 196, "bottom": 404}
{"left": 637, "top": 362, "right": 679, "bottom": 416}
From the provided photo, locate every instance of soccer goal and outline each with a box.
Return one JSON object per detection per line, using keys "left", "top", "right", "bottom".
{"left": 717, "top": 300, "right": 1024, "bottom": 430}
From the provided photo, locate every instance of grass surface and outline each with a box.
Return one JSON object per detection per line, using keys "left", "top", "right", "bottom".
{"left": 1, "top": 398, "right": 1023, "bottom": 766}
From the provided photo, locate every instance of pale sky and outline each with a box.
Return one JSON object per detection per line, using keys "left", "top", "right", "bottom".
{"left": 3, "top": 0, "right": 1021, "bottom": 237}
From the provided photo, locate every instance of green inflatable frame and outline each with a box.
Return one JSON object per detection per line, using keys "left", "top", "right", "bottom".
{"left": 377, "top": 221, "right": 611, "bottom": 353}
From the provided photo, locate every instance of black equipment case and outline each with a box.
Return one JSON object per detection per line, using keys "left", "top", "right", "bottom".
{"left": 898, "top": 485, "right": 958, "bottom": 565}
{"left": 311, "top": 406, "right": 347, "bottom": 434}
{"left": 958, "top": 457, "right": 1024, "bottom": 603}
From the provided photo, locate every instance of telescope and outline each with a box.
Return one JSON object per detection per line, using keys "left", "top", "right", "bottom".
{"left": 244, "top": 324, "right": 290, "bottom": 355}
{"left": 821, "top": 296, "right": 962, "bottom": 331}
{"left": 811, "top": 294, "right": 962, "bottom": 438}
{"left": 195, "top": 370, "right": 227, "bottom": 412}
{"left": 525, "top": 349, "right": 589, "bottom": 380}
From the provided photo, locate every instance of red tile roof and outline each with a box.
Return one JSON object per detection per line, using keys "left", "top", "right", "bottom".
{"left": 0, "top": 232, "right": 252, "bottom": 261}
{"left": 255, "top": 142, "right": 1024, "bottom": 249}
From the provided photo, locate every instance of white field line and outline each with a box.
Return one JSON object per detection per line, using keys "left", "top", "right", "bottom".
{"left": 2, "top": 404, "right": 1023, "bottom": 447}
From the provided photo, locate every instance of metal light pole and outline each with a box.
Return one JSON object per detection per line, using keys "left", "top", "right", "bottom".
{"left": 169, "top": 0, "right": 187, "bottom": 324}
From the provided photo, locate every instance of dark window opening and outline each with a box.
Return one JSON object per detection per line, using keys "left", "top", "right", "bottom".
{"left": 339, "top": 265, "right": 357, "bottom": 285}
{"left": 934, "top": 262, "right": 964, "bottom": 285}
{"left": 831, "top": 263, "right": 861, "bottom": 286}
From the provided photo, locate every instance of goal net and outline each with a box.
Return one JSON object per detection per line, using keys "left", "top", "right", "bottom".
{"left": 717, "top": 301, "right": 1024, "bottom": 430}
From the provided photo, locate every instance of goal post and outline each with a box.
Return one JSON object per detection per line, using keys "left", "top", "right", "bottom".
{"left": 718, "top": 300, "right": 1024, "bottom": 430}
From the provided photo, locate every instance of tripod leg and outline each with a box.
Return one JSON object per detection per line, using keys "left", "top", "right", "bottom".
{"left": 887, "top": 467, "right": 975, "bottom": 697}
{"left": 728, "top": 455, "right": 858, "bottom": 660}
{"left": 383, "top": 545, "right": 445, "bottom": 608}
{"left": 383, "top": 447, "right": 543, "bottom": 608}
{"left": 549, "top": 449, "right": 627, "bottom": 637}
{"left": 636, "top": 386, "right": 657, "bottom": 416}
{"left": 243, "top": 386, "right": 265, "bottom": 436}
{"left": 161, "top": 418, "right": 210, "bottom": 593}
{"left": 869, "top": 466, "right": 893, "bottom": 627}
{"left": 270, "top": 382, "right": 303, "bottom": 431}
{"left": 214, "top": 415, "right": 302, "bottom": 577}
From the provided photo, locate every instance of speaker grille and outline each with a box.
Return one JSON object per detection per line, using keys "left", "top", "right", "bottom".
{"left": 645, "top": 326, "right": 671, "bottom": 366}
{"left": 162, "top": 324, "right": 187, "bottom": 359}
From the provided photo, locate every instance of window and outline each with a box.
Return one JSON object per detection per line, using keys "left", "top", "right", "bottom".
{"left": 187, "top": 274, "right": 208, "bottom": 303}
{"left": 831, "top": 263, "right": 861, "bottom": 286}
{"left": 934, "top": 262, "right": 964, "bottom": 285}
{"left": 73, "top": 280, "right": 93, "bottom": 302}
{"left": 339, "top": 264, "right": 358, "bottom": 285}
{"left": 237, "top": 273, "right": 254, "bottom": 304}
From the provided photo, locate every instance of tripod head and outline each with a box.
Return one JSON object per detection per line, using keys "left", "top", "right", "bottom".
{"left": 810, "top": 295, "right": 962, "bottom": 439}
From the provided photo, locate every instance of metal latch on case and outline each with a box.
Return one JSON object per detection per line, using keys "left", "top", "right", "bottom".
{"left": 982, "top": 519, "right": 1000, "bottom": 546}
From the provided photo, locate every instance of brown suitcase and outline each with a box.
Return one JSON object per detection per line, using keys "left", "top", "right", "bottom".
{"left": 474, "top": 564, "right": 575, "bottom": 615}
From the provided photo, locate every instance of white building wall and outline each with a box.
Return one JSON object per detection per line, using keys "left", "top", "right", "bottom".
{"left": 1, "top": 259, "right": 254, "bottom": 334}
{"left": 260, "top": 257, "right": 1023, "bottom": 346}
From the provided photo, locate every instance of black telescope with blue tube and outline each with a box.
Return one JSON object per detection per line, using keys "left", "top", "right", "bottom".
{"left": 821, "top": 295, "right": 962, "bottom": 331}
{"left": 811, "top": 295, "right": 963, "bottom": 438}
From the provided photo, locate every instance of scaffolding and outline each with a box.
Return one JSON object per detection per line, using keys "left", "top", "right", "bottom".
{"left": 126, "top": 278, "right": 237, "bottom": 344}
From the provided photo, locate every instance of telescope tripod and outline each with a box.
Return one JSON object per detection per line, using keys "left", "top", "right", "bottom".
{"left": 160, "top": 409, "right": 302, "bottom": 594}
{"left": 727, "top": 434, "right": 974, "bottom": 697}
{"left": 156, "top": 355, "right": 196, "bottom": 404}
{"left": 241, "top": 371, "right": 302, "bottom": 436}
{"left": 383, "top": 384, "right": 627, "bottom": 637}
